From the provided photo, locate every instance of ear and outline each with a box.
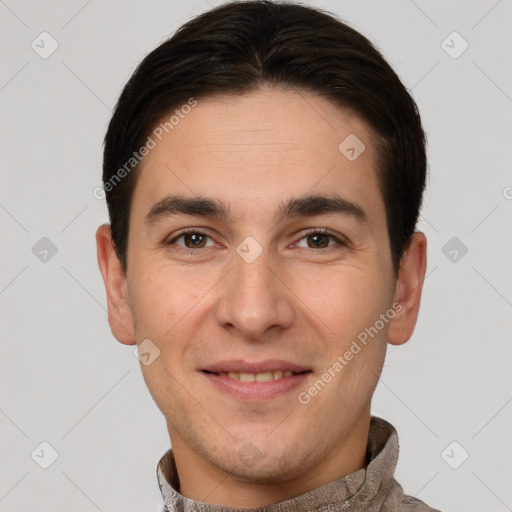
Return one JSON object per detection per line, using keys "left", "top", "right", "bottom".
{"left": 388, "top": 231, "right": 427, "bottom": 346}
{"left": 95, "top": 223, "right": 136, "bottom": 345}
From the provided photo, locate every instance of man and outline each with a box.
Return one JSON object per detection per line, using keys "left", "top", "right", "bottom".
{"left": 96, "top": 1, "right": 441, "bottom": 510}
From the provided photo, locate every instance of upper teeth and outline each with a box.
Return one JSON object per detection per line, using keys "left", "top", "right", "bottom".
{"left": 222, "top": 370, "right": 295, "bottom": 382}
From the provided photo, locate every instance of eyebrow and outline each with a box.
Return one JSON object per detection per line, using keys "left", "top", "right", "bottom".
{"left": 145, "top": 193, "right": 370, "bottom": 228}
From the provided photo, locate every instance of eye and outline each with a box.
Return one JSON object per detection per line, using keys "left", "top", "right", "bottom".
{"left": 165, "top": 228, "right": 346, "bottom": 253}
{"left": 167, "top": 229, "right": 216, "bottom": 249}
{"left": 294, "top": 229, "right": 346, "bottom": 250}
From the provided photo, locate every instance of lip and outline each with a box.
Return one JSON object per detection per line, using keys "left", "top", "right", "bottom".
{"left": 202, "top": 359, "right": 310, "bottom": 374}
{"left": 202, "top": 370, "right": 312, "bottom": 401}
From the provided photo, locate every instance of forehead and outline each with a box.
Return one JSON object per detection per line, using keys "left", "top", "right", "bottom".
{"left": 131, "top": 88, "right": 384, "bottom": 227}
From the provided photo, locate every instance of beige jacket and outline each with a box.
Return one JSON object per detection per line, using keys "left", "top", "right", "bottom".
{"left": 156, "top": 416, "right": 442, "bottom": 511}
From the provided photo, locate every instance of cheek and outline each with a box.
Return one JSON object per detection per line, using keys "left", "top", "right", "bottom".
{"left": 128, "top": 263, "right": 213, "bottom": 368}
{"left": 129, "top": 266, "right": 199, "bottom": 414}
{"left": 294, "top": 264, "right": 392, "bottom": 402}
{"left": 292, "top": 264, "right": 391, "bottom": 337}
{"left": 129, "top": 275, "right": 169, "bottom": 334}
{"left": 129, "top": 262, "right": 198, "bottom": 328}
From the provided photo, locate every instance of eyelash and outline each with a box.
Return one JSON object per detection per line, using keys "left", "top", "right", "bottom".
{"left": 166, "top": 227, "right": 347, "bottom": 254}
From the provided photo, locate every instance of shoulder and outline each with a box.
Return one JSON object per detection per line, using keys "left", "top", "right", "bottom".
{"left": 383, "top": 479, "right": 443, "bottom": 512}
{"left": 397, "top": 493, "right": 443, "bottom": 511}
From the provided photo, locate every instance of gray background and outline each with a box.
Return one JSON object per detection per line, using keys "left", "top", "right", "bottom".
{"left": 1, "top": 0, "right": 511, "bottom": 511}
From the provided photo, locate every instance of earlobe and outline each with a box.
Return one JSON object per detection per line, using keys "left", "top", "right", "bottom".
{"left": 387, "top": 231, "right": 427, "bottom": 346}
{"left": 95, "top": 223, "right": 136, "bottom": 345}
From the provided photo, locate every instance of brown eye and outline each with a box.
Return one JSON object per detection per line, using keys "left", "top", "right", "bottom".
{"left": 168, "top": 230, "right": 215, "bottom": 250}
{"left": 306, "top": 233, "right": 331, "bottom": 248}
{"left": 183, "top": 232, "right": 207, "bottom": 248}
{"left": 295, "top": 229, "right": 343, "bottom": 250}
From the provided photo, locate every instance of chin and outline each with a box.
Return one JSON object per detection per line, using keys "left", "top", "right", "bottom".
{"left": 220, "top": 455, "right": 309, "bottom": 485}
{"left": 210, "top": 440, "right": 312, "bottom": 484}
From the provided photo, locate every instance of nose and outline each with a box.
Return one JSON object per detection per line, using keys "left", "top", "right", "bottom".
{"left": 214, "top": 244, "right": 296, "bottom": 340}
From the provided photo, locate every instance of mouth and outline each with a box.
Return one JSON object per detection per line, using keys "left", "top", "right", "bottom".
{"left": 202, "top": 369, "right": 309, "bottom": 381}
{"left": 200, "top": 360, "right": 313, "bottom": 400}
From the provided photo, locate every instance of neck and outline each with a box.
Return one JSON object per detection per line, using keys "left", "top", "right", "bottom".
{"left": 166, "top": 412, "right": 371, "bottom": 508}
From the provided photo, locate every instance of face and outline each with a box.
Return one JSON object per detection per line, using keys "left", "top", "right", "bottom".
{"left": 98, "top": 88, "right": 424, "bottom": 488}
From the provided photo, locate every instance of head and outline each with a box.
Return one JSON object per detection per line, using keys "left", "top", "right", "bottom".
{"left": 96, "top": 0, "right": 427, "bottom": 499}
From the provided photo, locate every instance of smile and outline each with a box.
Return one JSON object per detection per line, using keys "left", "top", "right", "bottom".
{"left": 211, "top": 370, "right": 296, "bottom": 381}
{"left": 201, "top": 368, "right": 312, "bottom": 401}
